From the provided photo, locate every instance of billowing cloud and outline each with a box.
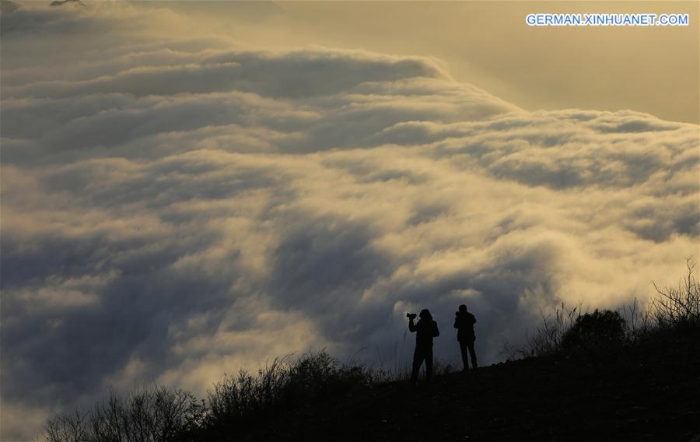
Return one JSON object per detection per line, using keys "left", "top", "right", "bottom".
{"left": 1, "top": 3, "right": 698, "bottom": 441}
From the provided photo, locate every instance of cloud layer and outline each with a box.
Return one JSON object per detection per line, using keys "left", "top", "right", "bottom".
{"left": 1, "top": 3, "right": 698, "bottom": 440}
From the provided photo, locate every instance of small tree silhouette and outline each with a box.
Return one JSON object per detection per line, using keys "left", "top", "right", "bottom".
{"left": 560, "top": 309, "right": 627, "bottom": 355}
{"left": 45, "top": 386, "right": 205, "bottom": 442}
{"left": 651, "top": 259, "right": 700, "bottom": 330}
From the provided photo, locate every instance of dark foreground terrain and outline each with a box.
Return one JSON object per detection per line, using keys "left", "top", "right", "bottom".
{"left": 235, "top": 337, "right": 699, "bottom": 442}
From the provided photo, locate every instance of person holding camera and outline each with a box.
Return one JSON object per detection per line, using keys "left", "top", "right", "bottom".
{"left": 454, "top": 304, "right": 477, "bottom": 371}
{"left": 407, "top": 309, "right": 440, "bottom": 384}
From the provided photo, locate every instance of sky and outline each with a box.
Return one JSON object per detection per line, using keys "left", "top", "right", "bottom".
{"left": 1, "top": 1, "right": 699, "bottom": 440}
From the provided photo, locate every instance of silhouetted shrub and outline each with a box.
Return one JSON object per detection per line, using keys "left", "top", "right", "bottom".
{"left": 560, "top": 309, "right": 627, "bottom": 355}
{"left": 519, "top": 261, "right": 700, "bottom": 360}
{"left": 627, "top": 260, "right": 700, "bottom": 346}
{"left": 45, "top": 386, "right": 205, "bottom": 442}
{"left": 520, "top": 303, "right": 581, "bottom": 358}
{"left": 206, "top": 357, "right": 289, "bottom": 431}
{"left": 45, "top": 350, "right": 390, "bottom": 442}
{"left": 650, "top": 260, "right": 700, "bottom": 331}
{"left": 204, "top": 350, "right": 377, "bottom": 437}
{"left": 283, "top": 350, "right": 337, "bottom": 401}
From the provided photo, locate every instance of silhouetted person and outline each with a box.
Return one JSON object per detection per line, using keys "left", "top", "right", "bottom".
{"left": 408, "top": 309, "right": 440, "bottom": 383}
{"left": 454, "top": 304, "right": 477, "bottom": 371}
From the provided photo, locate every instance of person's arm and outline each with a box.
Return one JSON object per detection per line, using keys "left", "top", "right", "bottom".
{"left": 408, "top": 318, "right": 417, "bottom": 332}
{"left": 433, "top": 321, "right": 440, "bottom": 337}
{"left": 454, "top": 313, "right": 459, "bottom": 329}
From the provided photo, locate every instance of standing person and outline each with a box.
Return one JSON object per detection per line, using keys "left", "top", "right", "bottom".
{"left": 408, "top": 309, "right": 440, "bottom": 383}
{"left": 454, "top": 304, "right": 478, "bottom": 371}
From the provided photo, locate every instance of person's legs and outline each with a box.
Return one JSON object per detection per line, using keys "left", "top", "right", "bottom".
{"left": 459, "top": 340, "right": 469, "bottom": 371}
{"left": 467, "top": 340, "right": 478, "bottom": 369}
{"left": 425, "top": 346, "right": 434, "bottom": 381}
{"left": 411, "top": 347, "right": 423, "bottom": 383}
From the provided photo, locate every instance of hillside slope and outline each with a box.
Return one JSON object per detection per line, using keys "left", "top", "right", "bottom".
{"left": 233, "top": 337, "right": 699, "bottom": 442}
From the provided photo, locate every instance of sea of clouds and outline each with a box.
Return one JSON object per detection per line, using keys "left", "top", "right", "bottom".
{"left": 1, "top": 2, "right": 698, "bottom": 440}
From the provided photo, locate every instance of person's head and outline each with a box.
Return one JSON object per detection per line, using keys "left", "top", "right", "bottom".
{"left": 459, "top": 304, "right": 468, "bottom": 313}
{"left": 419, "top": 309, "right": 432, "bottom": 320}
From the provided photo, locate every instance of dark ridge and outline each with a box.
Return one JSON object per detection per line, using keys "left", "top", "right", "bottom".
{"left": 49, "top": 0, "right": 84, "bottom": 7}
{"left": 232, "top": 336, "right": 699, "bottom": 442}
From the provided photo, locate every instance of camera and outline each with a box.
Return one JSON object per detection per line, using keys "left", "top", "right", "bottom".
{"left": 406, "top": 313, "right": 417, "bottom": 320}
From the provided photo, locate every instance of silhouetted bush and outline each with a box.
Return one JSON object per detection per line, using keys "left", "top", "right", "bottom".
{"left": 45, "top": 386, "right": 205, "bottom": 442}
{"left": 44, "top": 351, "right": 388, "bottom": 442}
{"left": 520, "top": 303, "right": 581, "bottom": 358}
{"left": 521, "top": 261, "right": 700, "bottom": 359}
{"left": 203, "top": 350, "right": 377, "bottom": 437}
{"left": 560, "top": 309, "right": 627, "bottom": 355}
{"left": 284, "top": 350, "right": 337, "bottom": 401}
{"left": 649, "top": 260, "right": 700, "bottom": 331}
{"left": 206, "top": 357, "right": 288, "bottom": 431}
{"left": 628, "top": 260, "right": 700, "bottom": 345}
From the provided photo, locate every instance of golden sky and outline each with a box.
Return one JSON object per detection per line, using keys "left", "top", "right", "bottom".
{"left": 169, "top": 1, "right": 699, "bottom": 124}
